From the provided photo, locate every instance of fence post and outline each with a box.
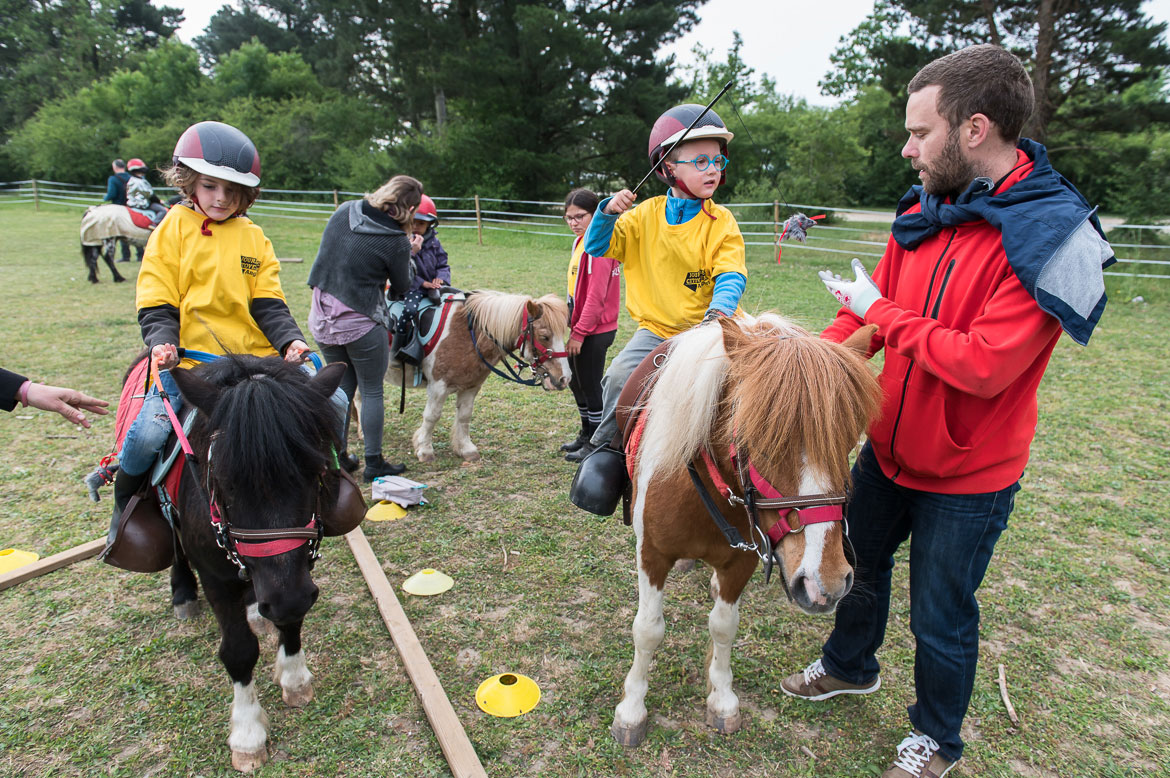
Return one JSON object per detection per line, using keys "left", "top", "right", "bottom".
{"left": 332, "top": 189, "right": 339, "bottom": 209}
{"left": 773, "top": 200, "right": 779, "bottom": 245}
{"left": 474, "top": 195, "right": 483, "bottom": 246}
{"left": 33, "top": 180, "right": 39, "bottom": 212}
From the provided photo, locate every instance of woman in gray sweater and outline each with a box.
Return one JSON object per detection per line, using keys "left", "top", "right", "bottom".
{"left": 308, "top": 175, "right": 421, "bottom": 481}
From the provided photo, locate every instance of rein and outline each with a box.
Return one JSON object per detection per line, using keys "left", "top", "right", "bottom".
{"left": 466, "top": 303, "right": 567, "bottom": 387}
{"left": 687, "top": 437, "right": 848, "bottom": 587}
{"left": 150, "top": 352, "right": 324, "bottom": 579}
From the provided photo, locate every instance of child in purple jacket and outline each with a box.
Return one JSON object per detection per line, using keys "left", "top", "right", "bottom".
{"left": 408, "top": 194, "right": 451, "bottom": 300}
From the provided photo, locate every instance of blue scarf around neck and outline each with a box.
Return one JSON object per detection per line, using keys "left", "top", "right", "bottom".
{"left": 891, "top": 138, "right": 1114, "bottom": 345}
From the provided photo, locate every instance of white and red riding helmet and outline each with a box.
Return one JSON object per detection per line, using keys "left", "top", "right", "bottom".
{"left": 648, "top": 104, "right": 734, "bottom": 186}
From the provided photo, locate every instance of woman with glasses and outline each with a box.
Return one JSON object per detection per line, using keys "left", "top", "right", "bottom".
{"left": 560, "top": 188, "right": 621, "bottom": 459}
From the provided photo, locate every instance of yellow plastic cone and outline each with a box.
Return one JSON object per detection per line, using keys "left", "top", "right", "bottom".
{"left": 0, "top": 548, "right": 39, "bottom": 575}
{"left": 475, "top": 673, "right": 541, "bottom": 717}
{"left": 402, "top": 568, "right": 454, "bottom": 596}
{"left": 365, "top": 500, "right": 408, "bottom": 522}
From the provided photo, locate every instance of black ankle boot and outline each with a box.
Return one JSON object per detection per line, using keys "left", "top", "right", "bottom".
{"left": 364, "top": 455, "right": 406, "bottom": 482}
{"left": 564, "top": 439, "right": 598, "bottom": 463}
{"left": 560, "top": 431, "right": 590, "bottom": 453}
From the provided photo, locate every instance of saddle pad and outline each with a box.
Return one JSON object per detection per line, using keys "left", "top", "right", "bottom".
{"left": 80, "top": 204, "right": 152, "bottom": 246}
{"left": 114, "top": 357, "right": 151, "bottom": 450}
{"left": 127, "top": 208, "right": 154, "bottom": 229}
{"left": 387, "top": 292, "right": 466, "bottom": 357}
{"left": 151, "top": 406, "right": 198, "bottom": 487}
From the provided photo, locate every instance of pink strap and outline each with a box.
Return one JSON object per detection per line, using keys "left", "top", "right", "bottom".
{"left": 151, "top": 361, "right": 194, "bottom": 457}
{"left": 234, "top": 533, "right": 313, "bottom": 558}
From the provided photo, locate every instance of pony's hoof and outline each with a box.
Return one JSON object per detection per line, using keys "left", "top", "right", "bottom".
{"left": 113, "top": 276, "right": 126, "bottom": 283}
{"left": 282, "top": 684, "right": 314, "bottom": 708}
{"left": 705, "top": 709, "right": 741, "bottom": 734}
{"left": 173, "top": 600, "right": 202, "bottom": 620}
{"left": 231, "top": 747, "right": 268, "bottom": 772}
{"left": 416, "top": 450, "right": 436, "bottom": 463}
{"left": 610, "top": 719, "right": 647, "bottom": 748}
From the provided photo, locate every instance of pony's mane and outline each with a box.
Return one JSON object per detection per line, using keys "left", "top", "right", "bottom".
{"left": 193, "top": 355, "right": 337, "bottom": 507}
{"left": 465, "top": 290, "right": 570, "bottom": 342}
{"left": 725, "top": 314, "right": 880, "bottom": 492}
{"left": 639, "top": 313, "right": 879, "bottom": 490}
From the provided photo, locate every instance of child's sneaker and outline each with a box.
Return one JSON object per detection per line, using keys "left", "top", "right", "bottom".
{"left": 780, "top": 658, "right": 881, "bottom": 700}
{"left": 882, "top": 731, "right": 955, "bottom": 778}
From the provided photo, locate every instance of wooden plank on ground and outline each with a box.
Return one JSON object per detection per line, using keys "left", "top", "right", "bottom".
{"left": 0, "top": 538, "right": 106, "bottom": 591}
{"left": 345, "top": 526, "right": 488, "bottom": 778}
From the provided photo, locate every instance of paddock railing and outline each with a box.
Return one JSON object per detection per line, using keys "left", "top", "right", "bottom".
{"left": 2, "top": 179, "right": 1167, "bottom": 279}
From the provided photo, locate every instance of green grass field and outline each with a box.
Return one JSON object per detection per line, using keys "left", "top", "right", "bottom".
{"left": 0, "top": 203, "right": 1167, "bottom": 777}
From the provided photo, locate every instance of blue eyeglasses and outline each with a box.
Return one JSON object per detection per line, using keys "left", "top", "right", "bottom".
{"left": 674, "top": 154, "right": 730, "bottom": 172}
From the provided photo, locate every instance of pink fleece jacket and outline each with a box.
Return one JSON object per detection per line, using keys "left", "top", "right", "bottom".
{"left": 569, "top": 235, "right": 621, "bottom": 342}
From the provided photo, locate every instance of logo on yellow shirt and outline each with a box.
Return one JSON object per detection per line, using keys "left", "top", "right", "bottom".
{"left": 241, "top": 255, "right": 260, "bottom": 276}
{"left": 683, "top": 269, "right": 711, "bottom": 292}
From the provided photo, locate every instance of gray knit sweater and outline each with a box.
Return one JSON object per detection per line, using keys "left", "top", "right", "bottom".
{"left": 307, "top": 200, "right": 414, "bottom": 329}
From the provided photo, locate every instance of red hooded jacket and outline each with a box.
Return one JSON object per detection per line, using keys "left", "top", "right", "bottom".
{"left": 823, "top": 153, "right": 1063, "bottom": 494}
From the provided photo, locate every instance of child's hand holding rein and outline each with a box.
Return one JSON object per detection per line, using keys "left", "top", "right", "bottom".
{"left": 284, "top": 340, "right": 312, "bottom": 363}
{"left": 151, "top": 343, "right": 179, "bottom": 370}
{"left": 605, "top": 189, "right": 637, "bottom": 215}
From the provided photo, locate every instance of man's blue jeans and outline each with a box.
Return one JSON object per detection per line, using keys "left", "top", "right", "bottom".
{"left": 821, "top": 443, "right": 1019, "bottom": 763}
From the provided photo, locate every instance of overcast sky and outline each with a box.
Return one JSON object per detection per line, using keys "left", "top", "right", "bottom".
{"left": 170, "top": 0, "right": 1170, "bottom": 106}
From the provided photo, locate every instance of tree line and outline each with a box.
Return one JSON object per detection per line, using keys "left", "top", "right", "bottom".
{"left": 3, "top": 0, "right": 1170, "bottom": 218}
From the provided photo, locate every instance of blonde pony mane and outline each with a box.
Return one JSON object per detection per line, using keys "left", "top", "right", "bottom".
{"left": 464, "top": 291, "right": 569, "bottom": 343}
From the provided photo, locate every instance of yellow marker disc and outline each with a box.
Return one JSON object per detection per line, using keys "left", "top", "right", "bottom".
{"left": 475, "top": 673, "right": 541, "bottom": 717}
{"left": 365, "top": 500, "right": 408, "bottom": 522}
{"left": 402, "top": 568, "right": 454, "bottom": 596}
{"left": 0, "top": 548, "right": 40, "bottom": 575}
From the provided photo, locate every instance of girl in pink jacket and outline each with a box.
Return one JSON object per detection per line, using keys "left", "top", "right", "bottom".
{"left": 561, "top": 188, "right": 621, "bottom": 459}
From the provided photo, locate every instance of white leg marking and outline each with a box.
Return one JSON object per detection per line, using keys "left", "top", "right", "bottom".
{"left": 705, "top": 586, "right": 741, "bottom": 722}
{"left": 228, "top": 680, "right": 269, "bottom": 769}
{"left": 613, "top": 458, "right": 664, "bottom": 733}
{"left": 273, "top": 644, "right": 314, "bottom": 707}
{"left": 450, "top": 387, "right": 480, "bottom": 461}
{"left": 412, "top": 379, "right": 448, "bottom": 461}
{"left": 246, "top": 602, "right": 274, "bottom": 636}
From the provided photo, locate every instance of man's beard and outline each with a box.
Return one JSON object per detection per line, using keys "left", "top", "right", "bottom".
{"left": 914, "top": 129, "right": 977, "bottom": 199}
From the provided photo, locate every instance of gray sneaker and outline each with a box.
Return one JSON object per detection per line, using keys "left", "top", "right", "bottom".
{"left": 780, "top": 658, "right": 881, "bottom": 700}
{"left": 881, "top": 732, "right": 956, "bottom": 778}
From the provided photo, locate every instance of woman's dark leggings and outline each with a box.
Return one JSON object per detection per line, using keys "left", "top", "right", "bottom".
{"left": 568, "top": 329, "right": 615, "bottom": 437}
{"left": 320, "top": 326, "right": 390, "bottom": 459}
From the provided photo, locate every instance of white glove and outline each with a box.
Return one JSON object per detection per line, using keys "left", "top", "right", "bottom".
{"left": 818, "top": 258, "right": 882, "bottom": 318}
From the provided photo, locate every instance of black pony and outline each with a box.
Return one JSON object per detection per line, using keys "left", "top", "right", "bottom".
{"left": 166, "top": 354, "right": 345, "bottom": 772}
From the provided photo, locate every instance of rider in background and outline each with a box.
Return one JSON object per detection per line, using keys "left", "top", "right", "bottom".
{"left": 566, "top": 104, "right": 747, "bottom": 463}
{"left": 407, "top": 194, "right": 451, "bottom": 302}
{"left": 559, "top": 188, "right": 620, "bottom": 460}
{"left": 102, "top": 158, "right": 132, "bottom": 262}
{"left": 124, "top": 158, "right": 167, "bottom": 226}
{"left": 105, "top": 121, "right": 338, "bottom": 537}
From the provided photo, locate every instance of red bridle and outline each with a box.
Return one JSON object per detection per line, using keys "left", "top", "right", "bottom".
{"left": 515, "top": 308, "right": 568, "bottom": 369}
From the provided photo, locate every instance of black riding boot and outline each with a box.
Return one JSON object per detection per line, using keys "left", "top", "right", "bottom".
{"left": 108, "top": 468, "right": 149, "bottom": 543}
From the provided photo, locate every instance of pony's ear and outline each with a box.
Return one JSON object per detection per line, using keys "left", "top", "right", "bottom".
{"left": 170, "top": 367, "right": 221, "bottom": 415}
{"left": 309, "top": 361, "right": 346, "bottom": 400}
{"left": 840, "top": 324, "right": 878, "bottom": 358}
{"left": 718, "top": 315, "right": 749, "bottom": 355}
{"left": 525, "top": 299, "right": 542, "bottom": 320}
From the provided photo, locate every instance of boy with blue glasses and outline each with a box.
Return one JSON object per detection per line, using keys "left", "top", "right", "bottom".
{"left": 565, "top": 103, "right": 747, "bottom": 463}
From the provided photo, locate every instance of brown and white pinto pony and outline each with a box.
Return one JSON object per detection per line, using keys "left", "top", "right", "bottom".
{"left": 390, "top": 291, "right": 571, "bottom": 463}
{"left": 611, "top": 313, "right": 880, "bottom": 747}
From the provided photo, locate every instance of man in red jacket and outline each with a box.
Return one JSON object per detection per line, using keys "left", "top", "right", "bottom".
{"left": 781, "top": 45, "right": 1113, "bottom": 778}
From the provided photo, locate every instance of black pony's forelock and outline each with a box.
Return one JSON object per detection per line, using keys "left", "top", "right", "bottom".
{"left": 195, "top": 354, "right": 337, "bottom": 506}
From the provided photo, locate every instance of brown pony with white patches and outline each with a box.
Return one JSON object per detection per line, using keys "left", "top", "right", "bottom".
{"left": 390, "top": 291, "right": 571, "bottom": 463}
{"left": 611, "top": 313, "right": 880, "bottom": 747}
